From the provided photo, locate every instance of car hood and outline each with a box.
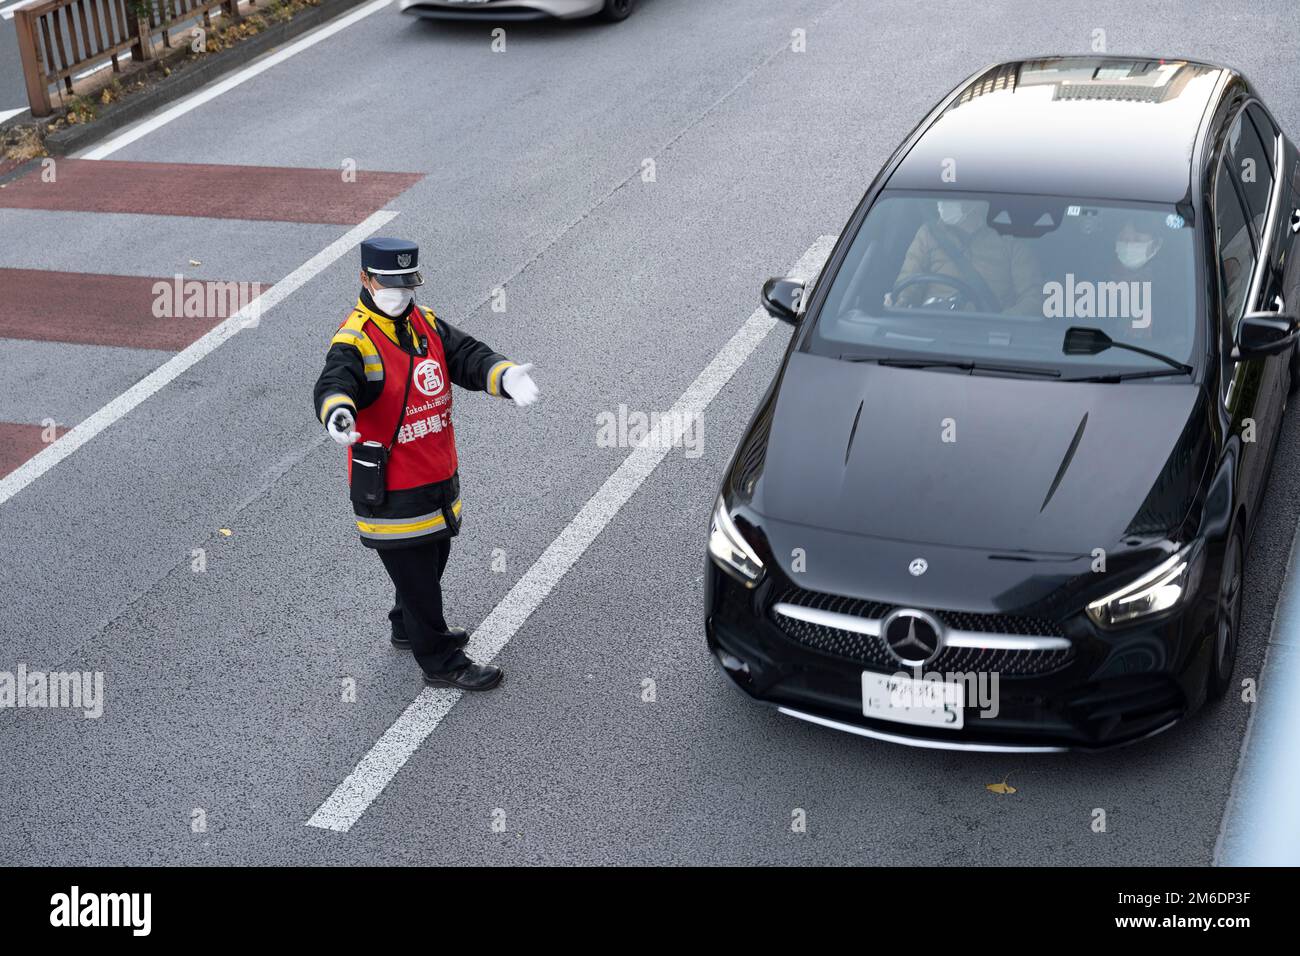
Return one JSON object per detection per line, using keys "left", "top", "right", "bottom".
{"left": 754, "top": 352, "right": 1205, "bottom": 558}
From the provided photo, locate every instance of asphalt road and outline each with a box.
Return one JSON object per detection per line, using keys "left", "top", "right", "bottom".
{"left": 2, "top": 0, "right": 1300, "bottom": 865}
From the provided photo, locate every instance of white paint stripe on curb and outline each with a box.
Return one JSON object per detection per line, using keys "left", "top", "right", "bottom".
{"left": 1214, "top": 512, "right": 1300, "bottom": 865}
{"left": 79, "top": 0, "right": 395, "bottom": 160}
{"left": 0, "top": 208, "right": 398, "bottom": 507}
{"left": 305, "top": 234, "right": 838, "bottom": 833}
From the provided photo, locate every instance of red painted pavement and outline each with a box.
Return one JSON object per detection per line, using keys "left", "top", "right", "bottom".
{"left": 0, "top": 160, "right": 422, "bottom": 224}
{"left": 0, "top": 421, "right": 68, "bottom": 479}
{"left": 0, "top": 268, "right": 260, "bottom": 350}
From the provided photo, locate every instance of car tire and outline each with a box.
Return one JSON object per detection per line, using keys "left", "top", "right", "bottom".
{"left": 598, "top": 0, "right": 635, "bottom": 21}
{"left": 1207, "top": 531, "right": 1244, "bottom": 701}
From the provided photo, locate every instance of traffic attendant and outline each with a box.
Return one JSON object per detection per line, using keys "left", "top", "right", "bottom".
{"left": 312, "top": 238, "right": 539, "bottom": 691}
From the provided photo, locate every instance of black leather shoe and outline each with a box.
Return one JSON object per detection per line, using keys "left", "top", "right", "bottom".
{"left": 422, "top": 661, "right": 503, "bottom": 692}
{"left": 391, "top": 626, "right": 470, "bottom": 651}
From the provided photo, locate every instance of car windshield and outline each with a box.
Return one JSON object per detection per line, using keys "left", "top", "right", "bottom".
{"left": 806, "top": 190, "right": 1198, "bottom": 376}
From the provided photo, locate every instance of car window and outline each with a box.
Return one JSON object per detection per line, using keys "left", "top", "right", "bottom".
{"left": 1214, "top": 161, "right": 1256, "bottom": 326}
{"left": 1246, "top": 103, "right": 1279, "bottom": 171}
{"left": 1227, "top": 109, "right": 1274, "bottom": 236}
{"left": 807, "top": 191, "right": 1197, "bottom": 373}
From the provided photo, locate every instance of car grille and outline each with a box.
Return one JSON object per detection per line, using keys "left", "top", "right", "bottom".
{"left": 771, "top": 586, "right": 1076, "bottom": 677}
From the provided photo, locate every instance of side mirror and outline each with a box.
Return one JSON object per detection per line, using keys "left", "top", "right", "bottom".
{"left": 1236, "top": 311, "right": 1299, "bottom": 358}
{"left": 762, "top": 277, "right": 805, "bottom": 325}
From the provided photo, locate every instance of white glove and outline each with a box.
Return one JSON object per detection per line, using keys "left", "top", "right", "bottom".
{"left": 502, "top": 363, "right": 539, "bottom": 407}
{"left": 327, "top": 406, "right": 360, "bottom": 445}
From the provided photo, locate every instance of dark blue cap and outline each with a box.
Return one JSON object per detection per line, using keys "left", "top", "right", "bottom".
{"left": 361, "top": 237, "right": 422, "bottom": 288}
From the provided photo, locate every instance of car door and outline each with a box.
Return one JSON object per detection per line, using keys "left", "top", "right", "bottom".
{"left": 1235, "top": 103, "right": 1289, "bottom": 441}
{"left": 1246, "top": 102, "right": 1300, "bottom": 397}
{"left": 1213, "top": 121, "right": 1268, "bottom": 521}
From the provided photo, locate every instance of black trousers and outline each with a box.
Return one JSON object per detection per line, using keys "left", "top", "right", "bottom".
{"left": 378, "top": 537, "right": 468, "bottom": 675}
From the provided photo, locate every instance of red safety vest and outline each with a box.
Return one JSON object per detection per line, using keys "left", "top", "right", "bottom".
{"left": 348, "top": 306, "right": 458, "bottom": 490}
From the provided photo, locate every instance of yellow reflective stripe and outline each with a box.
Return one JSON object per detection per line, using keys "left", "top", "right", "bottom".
{"left": 332, "top": 310, "right": 380, "bottom": 356}
{"left": 487, "top": 360, "right": 515, "bottom": 397}
{"left": 357, "top": 514, "right": 445, "bottom": 535}
{"left": 319, "top": 393, "right": 355, "bottom": 423}
{"left": 331, "top": 331, "right": 380, "bottom": 359}
{"left": 356, "top": 499, "right": 463, "bottom": 536}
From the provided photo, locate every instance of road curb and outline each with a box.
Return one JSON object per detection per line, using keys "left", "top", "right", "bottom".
{"left": 1214, "top": 517, "right": 1300, "bottom": 865}
{"left": 35, "top": 0, "right": 377, "bottom": 157}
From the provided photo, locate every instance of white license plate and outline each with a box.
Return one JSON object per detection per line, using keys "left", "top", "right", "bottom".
{"left": 862, "top": 672, "right": 964, "bottom": 729}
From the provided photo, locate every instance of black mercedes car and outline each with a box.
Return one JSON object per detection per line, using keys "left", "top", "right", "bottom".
{"left": 706, "top": 57, "right": 1300, "bottom": 751}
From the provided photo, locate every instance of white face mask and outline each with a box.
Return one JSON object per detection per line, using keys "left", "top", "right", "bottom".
{"left": 937, "top": 200, "right": 968, "bottom": 226}
{"left": 371, "top": 286, "right": 413, "bottom": 317}
{"left": 1116, "top": 239, "right": 1156, "bottom": 270}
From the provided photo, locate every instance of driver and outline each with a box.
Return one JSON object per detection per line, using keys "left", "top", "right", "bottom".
{"left": 888, "top": 199, "right": 1041, "bottom": 314}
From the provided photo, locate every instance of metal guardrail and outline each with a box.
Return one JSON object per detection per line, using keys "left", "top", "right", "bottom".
{"left": 13, "top": 0, "right": 250, "bottom": 118}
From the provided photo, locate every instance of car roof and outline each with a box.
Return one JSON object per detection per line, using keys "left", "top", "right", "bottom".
{"left": 888, "top": 57, "right": 1236, "bottom": 205}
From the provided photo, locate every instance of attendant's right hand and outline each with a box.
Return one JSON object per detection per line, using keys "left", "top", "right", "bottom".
{"left": 327, "top": 407, "right": 360, "bottom": 445}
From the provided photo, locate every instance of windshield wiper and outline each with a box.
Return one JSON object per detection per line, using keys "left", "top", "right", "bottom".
{"left": 845, "top": 356, "right": 1061, "bottom": 378}
{"left": 1063, "top": 326, "right": 1193, "bottom": 375}
{"left": 1063, "top": 367, "right": 1193, "bottom": 383}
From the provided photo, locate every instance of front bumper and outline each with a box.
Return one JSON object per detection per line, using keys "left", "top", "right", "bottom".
{"left": 705, "top": 560, "right": 1216, "bottom": 751}
{"left": 398, "top": 0, "right": 602, "bottom": 20}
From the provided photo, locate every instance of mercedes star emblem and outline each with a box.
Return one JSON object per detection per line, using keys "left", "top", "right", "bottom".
{"left": 881, "top": 608, "right": 944, "bottom": 665}
{"left": 909, "top": 558, "right": 928, "bottom": 576}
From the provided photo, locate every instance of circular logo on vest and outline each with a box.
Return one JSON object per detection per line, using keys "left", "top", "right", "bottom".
{"left": 413, "top": 359, "right": 444, "bottom": 396}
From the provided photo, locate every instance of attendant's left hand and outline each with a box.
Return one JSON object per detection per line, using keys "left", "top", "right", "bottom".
{"left": 503, "top": 363, "right": 540, "bottom": 407}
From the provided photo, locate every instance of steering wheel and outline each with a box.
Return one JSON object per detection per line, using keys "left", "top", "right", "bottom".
{"left": 890, "top": 273, "right": 999, "bottom": 313}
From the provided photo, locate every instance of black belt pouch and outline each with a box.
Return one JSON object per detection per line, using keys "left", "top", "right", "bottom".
{"left": 348, "top": 349, "right": 415, "bottom": 510}
{"left": 350, "top": 441, "right": 388, "bottom": 507}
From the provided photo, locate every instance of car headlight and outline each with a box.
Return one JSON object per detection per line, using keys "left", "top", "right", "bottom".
{"left": 1086, "top": 543, "right": 1203, "bottom": 629}
{"left": 708, "top": 496, "right": 765, "bottom": 587}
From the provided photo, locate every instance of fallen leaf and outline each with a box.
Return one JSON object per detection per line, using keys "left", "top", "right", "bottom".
{"left": 218, "top": 528, "right": 232, "bottom": 536}
{"left": 986, "top": 774, "right": 1017, "bottom": 795}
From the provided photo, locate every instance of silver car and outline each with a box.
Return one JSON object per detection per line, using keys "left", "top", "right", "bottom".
{"left": 400, "top": 0, "right": 636, "bottom": 21}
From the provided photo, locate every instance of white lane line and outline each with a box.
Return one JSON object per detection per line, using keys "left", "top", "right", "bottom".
{"left": 0, "top": 208, "right": 398, "bottom": 507}
{"left": 305, "top": 234, "right": 839, "bottom": 833}
{"left": 80, "top": 0, "right": 394, "bottom": 160}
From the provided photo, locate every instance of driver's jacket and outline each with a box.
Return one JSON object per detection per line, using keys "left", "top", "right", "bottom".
{"left": 894, "top": 221, "right": 1042, "bottom": 314}
{"left": 312, "top": 292, "right": 516, "bottom": 549}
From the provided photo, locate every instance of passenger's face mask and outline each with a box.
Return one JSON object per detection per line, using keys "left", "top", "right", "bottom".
{"left": 937, "top": 200, "right": 968, "bottom": 226}
{"left": 371, "top": 286, "right": 414, "bottom": 316}
{"left": 1116, "top": 239, "right": 1157, "bottom": 270}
